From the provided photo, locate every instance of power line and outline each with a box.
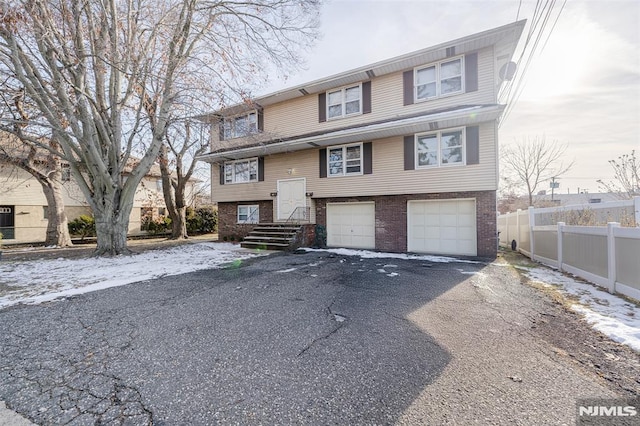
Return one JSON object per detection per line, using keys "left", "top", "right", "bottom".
{"left": 500, "top": 0, "right": 567, "bottom": 126}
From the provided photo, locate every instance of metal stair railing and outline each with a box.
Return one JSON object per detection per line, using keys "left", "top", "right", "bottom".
{"left": 285, "top": 206, "right": 310, "bottom": 225}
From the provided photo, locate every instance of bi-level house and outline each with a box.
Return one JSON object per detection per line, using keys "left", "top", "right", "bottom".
{"left": 200, "top": 21, "right": 525, "bottom": 257}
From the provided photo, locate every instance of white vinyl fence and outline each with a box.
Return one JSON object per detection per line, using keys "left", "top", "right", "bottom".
{"left": 497, "top": 198, "right": 640, "bottom": 301}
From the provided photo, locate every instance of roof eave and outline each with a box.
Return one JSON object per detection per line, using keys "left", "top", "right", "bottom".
{"left": 198, "top": 104, "right": 505, "bottom": 163}
{"left": 204, "top": 20, "right": 526, "bottom": 117}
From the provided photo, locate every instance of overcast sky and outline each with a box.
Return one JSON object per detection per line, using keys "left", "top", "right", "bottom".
{"left": 260, "top": 0, "right": 640, "bottom": 195}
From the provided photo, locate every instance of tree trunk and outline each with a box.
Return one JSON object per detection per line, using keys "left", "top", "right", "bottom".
{"left": 158, "top": 144, "right": 188, "bottom": 240}
{"left": 171, "top": 206, "right": 187, "bottom": 239}
{"left": 92, "top": 190, "right": 134, "bottom": 256}
{"left": 40, "top": 179, "right": 72, "bottom": 247}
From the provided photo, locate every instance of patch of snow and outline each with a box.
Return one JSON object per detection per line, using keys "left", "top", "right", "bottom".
{"left": 387, "top": 272, "right": 399, "bottom": 277}
{"left": 274, "top": 268, "right": 297, "bottom": 273}
{"left": 383, "top": 264, "right": 398, "bottom": 268}
{"left": 0, "top": 243, "right": 261, "bottom": 310}
{"left": 304, "top": 248, "right": 479, "bottom": 263}
{"left": 377, "top": 269, "right": 387, "bottom": 273}
{"left": 521, "top": 265, "right": 640, "bottom": 352}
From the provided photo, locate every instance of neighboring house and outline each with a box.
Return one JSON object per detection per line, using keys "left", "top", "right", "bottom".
{"left": 199, "top": 21, "right": 526, "bottom": 257}
{"left": 533, "top": 192, "right": 624, "bottom": 206}
{"left": 0, "top": 161, "right": 199, "bottom": 244}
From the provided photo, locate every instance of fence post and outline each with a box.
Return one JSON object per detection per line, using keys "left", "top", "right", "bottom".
{"left": 515, "top": 209, "right": 521, "bottom": 252}
{"left": 529, "top": 206, "right": 536, "bottom": 260}
{"left": 607, "top": 222, "right": 619, "bottom": 294}
{"left": 634, "top": 197, "right": 640, "bottom": 226}
{"left": 557, "top": 222, "right": 565, "bottom": 271}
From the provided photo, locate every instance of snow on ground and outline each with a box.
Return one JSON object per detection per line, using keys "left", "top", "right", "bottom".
{"left": 303, "top": 247, "right": 480, "bottom": 263}
{"left": 519, "top": 265, "right": 640, "bottom": 352}
{"left": 0, "top": 243, "right": 260, "bottom": 310}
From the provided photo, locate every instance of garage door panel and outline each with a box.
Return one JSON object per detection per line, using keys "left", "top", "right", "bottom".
{"left": 459, "top": 215, "right": 475, "bottom": 227}
{"left": 440, "top": 227, "right": 459, "bottom": 239}
{"left": 441, "top": 215, "right": 458, "bottom": 227}
{"left": 440, "top": 203, "right": 458, "bottom": 215}
{"left": 327, "top": 203, "right": 375, "bottom": 249}
{"left": 408, "top": 199, "right": 477, "bottom": 256}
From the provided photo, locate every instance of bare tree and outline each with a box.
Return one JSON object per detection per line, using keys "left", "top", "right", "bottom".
{"left": 0, "top": 0, "right": 320, "bottom": 255}
{"left": 597, "top": 150, "right": 640, "bottom": 199}
{"left": 0, "top": 132, "right": 73, "bottom": 247}
{"left": 158, "top": 119, "right": 208, "bottom": 239}
{"left": 501, "top": 136, "right": 574, "bottom": 206}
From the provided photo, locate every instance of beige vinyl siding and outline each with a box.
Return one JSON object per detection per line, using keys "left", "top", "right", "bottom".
{"left": 1, "top": 168, "right": 171, "bottom": 210}
{"left": 258, "top": 47, "right": 495, "bottom": 141}
{"left": 213, "top": 122, "right": 497, "bottom": 202}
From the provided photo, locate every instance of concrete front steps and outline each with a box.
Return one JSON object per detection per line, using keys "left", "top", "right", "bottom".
{"left": 240, "top": 223, "right": 303, "bottom": 251}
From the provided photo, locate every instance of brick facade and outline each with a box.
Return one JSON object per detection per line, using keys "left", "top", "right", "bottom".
{"left": 217, "top": 200, "right": 273, "bottom": 241}
{"left": 314, "top": 190, "right": 497, "bottom": 258}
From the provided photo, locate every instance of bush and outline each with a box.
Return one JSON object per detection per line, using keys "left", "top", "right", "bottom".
{"left": 186, "top": 207, "right": 218, "bottom": 234}
{"left": 313, "top": 224, "right": 327, "bottom": 248}
{"left": 68, "top": 215, "right": 96, "bottom": 240}
{"left": 142, "top": 216, "right": 172, "bottom": 235}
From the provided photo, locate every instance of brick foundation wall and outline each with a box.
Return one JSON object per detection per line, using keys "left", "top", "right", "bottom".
{"left": 314, "top": 191, "right": 497, "bottom": 258}
{"left": 218, "top": 200, "right": 273, "bottom": 241}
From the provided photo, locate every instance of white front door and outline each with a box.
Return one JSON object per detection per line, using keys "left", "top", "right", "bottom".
{"left": 277, "top": 178, "right": 306, "bottom": 220}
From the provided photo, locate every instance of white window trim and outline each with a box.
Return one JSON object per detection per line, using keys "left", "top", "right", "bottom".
{"left": 237, "top": 205, "right": 259, "bottom": 224}
{"left": 224, "top": 157, "right": 259, "bottom": 184}
{"left": 327, "top": 142, "right": 364, "bottom": 177}
{"left": 326, "top": 83, "right": 362, "bottom": 120}
{"left": 414, "top": 55, "right": 464, "bottom": 102}
{"left": 223, "top": 110, "right": 259, "bottom": 140}
{"left": 414, "top": 127, "right": 466, "bottom": 169}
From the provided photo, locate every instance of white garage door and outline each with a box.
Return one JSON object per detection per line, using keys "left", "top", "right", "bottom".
{"left": 407, "top": 199, "right": 477, "bottom": 256}
{"left": 327, "top": 202, "right": 375, "bottom": 249}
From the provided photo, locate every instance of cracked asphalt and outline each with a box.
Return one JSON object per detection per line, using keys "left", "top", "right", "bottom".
{"left": 0, "top": 250, "right": 630, "bottom": 425}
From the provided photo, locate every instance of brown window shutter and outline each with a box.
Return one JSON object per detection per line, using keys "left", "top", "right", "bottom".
{"left": 257, "top": 110, "right": 264, "bottom": 131}
{"left": 403, "top": 70, "right": 414, "bottom": 106}
{"left": 404, "top": 136, "right": 415, "bottom": 170}
{"left": 219, "top": 164, "right": 225, "bottom": 185}
{"left": 362, "top": 81, "right": 372, "bottom": 114}
{"left": 319, "top": 148, "right": 327, "bottom": 178}
{"left": 258, "top": 157, "right": 265, "bottom": 181}
{"left": 318, "top": 93, "right": 326, "bottom": 122}
{"left": 363, "top": 142, "right": 372, "bottom": 174}
{"left": 218, "top": 120, "right": 225, "bottom": 141}
{"left": 466, "top": 126, "right": 480, "bottom": 165}
{"left": 465, "top": 53, "right": 478, "bottom": 93}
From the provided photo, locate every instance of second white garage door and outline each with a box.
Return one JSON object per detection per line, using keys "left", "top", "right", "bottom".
{"left": 407, "top": 199, "right": 477, "bottom": 256}
{"left": 327, "top": 202, "right": 375, "bottom": 249}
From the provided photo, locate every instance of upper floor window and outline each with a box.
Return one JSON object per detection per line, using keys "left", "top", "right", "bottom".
{"left": 61, "top": 164, "right": 71, "bottom": 182}
{"left": 327, "top": 84, "right": 361, "bottom": 119}
{"left": 224, "top": 158, "right": 258, "bottom": 184}
{"left": 415, "top": 56, "right": 463, "bottom": 101}
{"left": 415, "top": 128, "right": 464, "bottom": 168}
{"left": 328, "top": 143, "right": 362, "bottom": 176}
{"left": 223, "top": 111, "right": 258, "bottom": 140}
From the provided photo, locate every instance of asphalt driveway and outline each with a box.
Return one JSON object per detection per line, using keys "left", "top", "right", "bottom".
{"left": 0, "top": 250, "right": 623, "bottom": 425}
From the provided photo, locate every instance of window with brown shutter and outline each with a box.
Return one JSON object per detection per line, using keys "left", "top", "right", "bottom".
{"left": 465, "top": 126, "right": 480, "bottom": 164}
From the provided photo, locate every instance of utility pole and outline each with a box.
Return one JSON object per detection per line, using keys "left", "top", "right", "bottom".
{"left": 550, "top": 177, "right": 559, "bottom": 201}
